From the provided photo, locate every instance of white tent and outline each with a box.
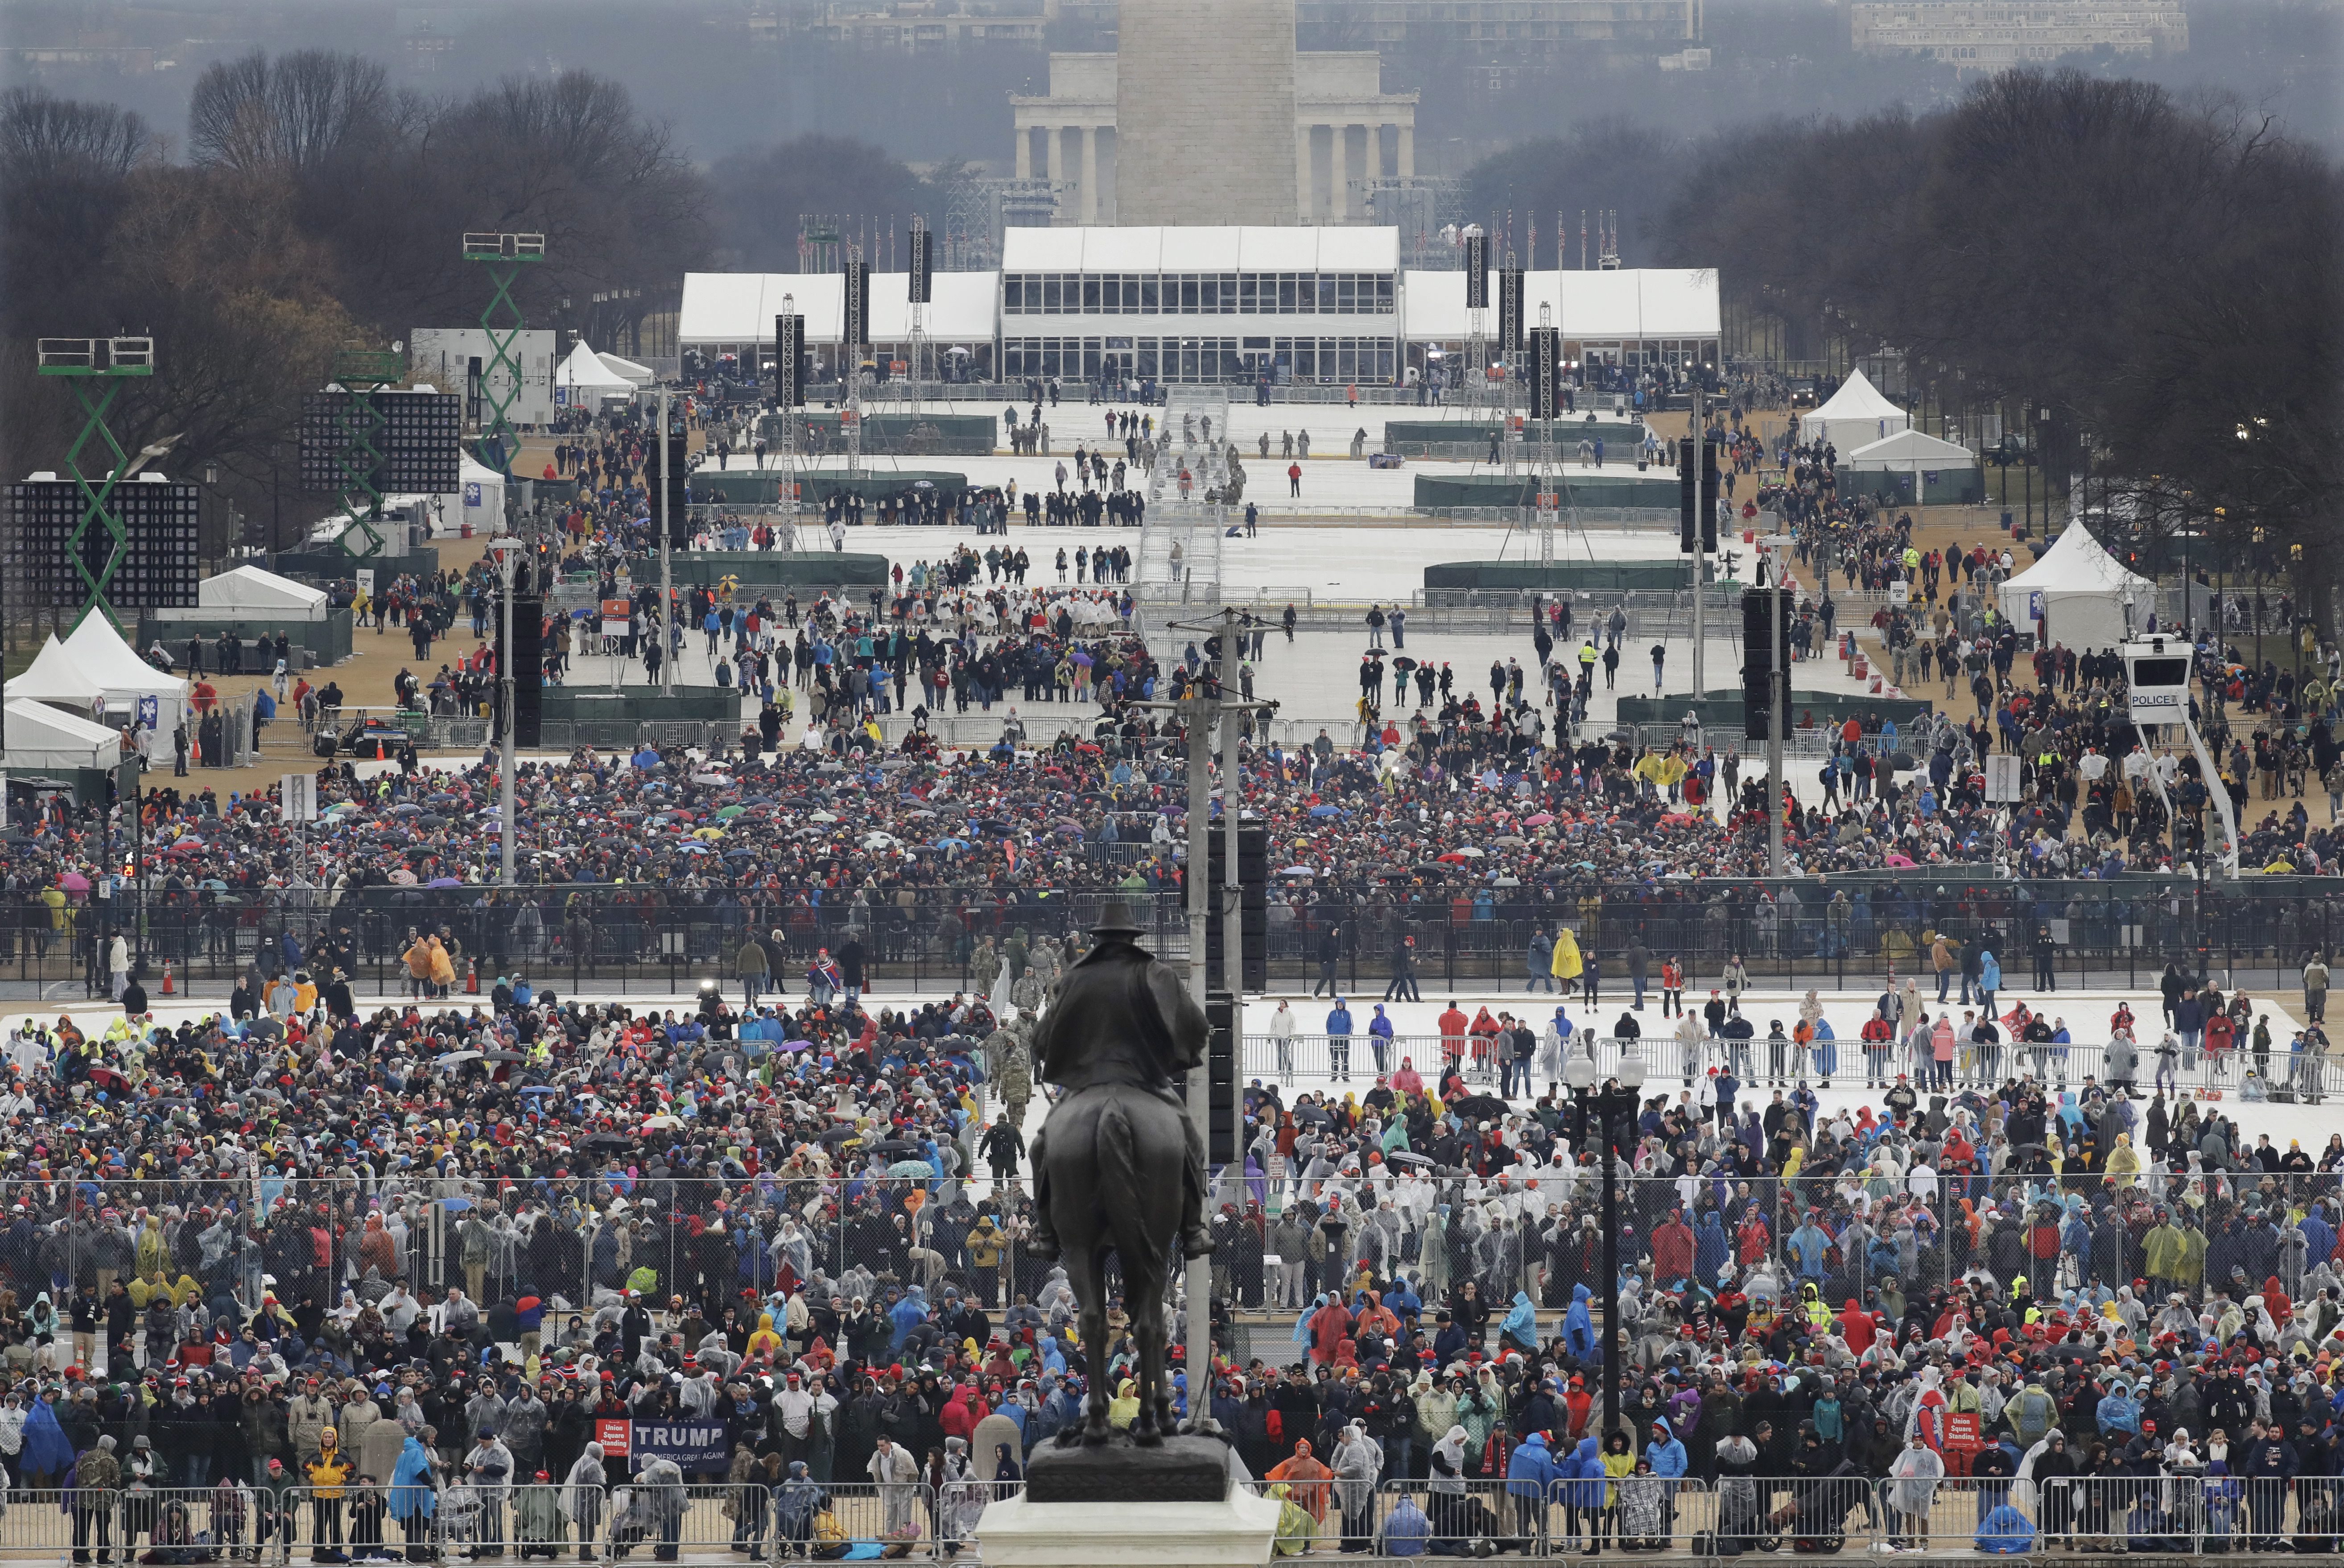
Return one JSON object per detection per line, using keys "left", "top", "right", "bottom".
{"left": 185, "top": 565, "right": 330, "bottom": 621}
{"left": 4, "top": 635, "right": 108, "bottom": 717}
{"left": 555, "top": 341, "right": 636, "bottom": 397}
{"left": 597, "top": 349, "right": 656, "bottom": 387}
{"left": 460, "top": 454, "right": 508, "bottom": 533}
{"left": 1998, "top": 522, "right": 2158, "bottom": 652}
{"left": 1, "top": 697, "right": 120, "bottom": 773}
{"left": 1804, "top": 368, "right": 1909, "bottom": 458}
{"left": 62, "top": 615, "right": 192, "bottom": 734}
{"left": 1844, "top": 427, "right": 1977, "bottom": 475}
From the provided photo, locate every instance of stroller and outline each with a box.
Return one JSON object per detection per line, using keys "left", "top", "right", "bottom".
{"left": 435, "top": 1485, "right": 487, "bottom": 1560}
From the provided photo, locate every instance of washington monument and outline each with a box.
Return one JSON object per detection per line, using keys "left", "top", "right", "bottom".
{"left": 1115, "top": 0, "right": 1300, "bottom": 226}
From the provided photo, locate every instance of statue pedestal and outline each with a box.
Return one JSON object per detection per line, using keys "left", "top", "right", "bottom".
{"left": 975, "top": 1489, "right": 1283, "bottom": 1567}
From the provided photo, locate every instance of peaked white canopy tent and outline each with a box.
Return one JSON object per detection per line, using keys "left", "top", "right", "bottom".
{"left": 1804, "top": 369, "right": 1909, "bottom": 458}
{"left": 1998, "top": 523, "right": 2159, "bottom": 652}
{"left": 555, "top": 341, "right": 636, "bottom": 397}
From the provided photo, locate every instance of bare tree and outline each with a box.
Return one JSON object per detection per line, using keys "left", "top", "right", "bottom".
{"left": 188, "top": 49, "right": 393, "bottom": 174}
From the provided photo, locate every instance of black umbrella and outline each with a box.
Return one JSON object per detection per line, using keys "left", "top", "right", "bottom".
{"left": 582, "top": 1132, "right": 633, "bottom": 1151}
{"left": 1448, "top": 1095, "right": 1509, "bottom": 1120}
{"left": 481, "top": 1051, "right": 527, "bottom": 1063}
{"left": 870, "top": 1139, "right": 925, "bottom": 1158}
{"left": 815, "top": 1125, "right": 861, "bottom": 1145}
{"left": 1890, "top": 751, "right": 1916, "bottom": 772}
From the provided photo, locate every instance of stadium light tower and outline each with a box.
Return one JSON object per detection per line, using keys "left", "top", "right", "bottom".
{"left": 35, "top": 335, "right": 155, "bottom": 631}
{"left": 462, "top": 233, "right": 545, "bottom": 480}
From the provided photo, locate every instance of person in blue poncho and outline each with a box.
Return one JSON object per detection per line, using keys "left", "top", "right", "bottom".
{"left": 1695, "top": 1210, "right": 1731, "bottom": 1290}
{"left": 390, "top": 1432, "right": 439, "bottom": 1557}
{"left": 1498, "top": 1290, "right": 1539, "bottom": 1356}
{"left": 19, "top": 1391, "right": 74, "bottom": 1489}
{"left": 1563, "top": 1283, "right": 1597, "bottom": 1363}
{"left": 1504, "top": 1431, "right": 1560, "bottom": 1547}
{"left": 1975, "top": 1499, "right": 2035, "bottom": 1553}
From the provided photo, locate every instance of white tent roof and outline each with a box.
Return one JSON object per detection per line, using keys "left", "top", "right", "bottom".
{"left": 556, "top": 340, "right": 635, "bottom": 393}
{"left": 198, "top": 564, "right": 330, "bottom": 619}
{"left": 678, "top": 270, "right": 1001, "bottom": 346}
{"left": 1401, "top": 268, "right": 1721, "bottom": 342}
{"left": 1001, "top": 225, "right": 1401, "bottom": 272}
{"left": 596, "top": 350, "right": 655, "bottom": 386}
{"left": 66, "top": 615, "right": 188, "bottom": 695}
{"left": 2001, "top": 521, "right": 2155, "bottom": 597}
{"left": 1, "top": 697, "right": 120, "bottom": 772}
{"left": 4, "top": 635, "right": 107, "bottom": 710}
{"left": 1810, "top": 368, "right": 1904, "bottom": 425}
{"left": 1844, "top": 428, "right": 1977, "bottom": 470}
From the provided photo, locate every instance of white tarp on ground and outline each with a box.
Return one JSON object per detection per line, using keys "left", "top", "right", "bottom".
{"left": 1998, "top": 522, "right": 2159, "bottom": 652}
{"left": 555, "top": 340, "right": 636, "bottom": 395}
{"left": 194, "top": 565, "right": 330, "bottom": 620}
{"left": 1, "top": 697, "right": 120, "bottom": 772}
{"left": 64, "top": 615, "right": 191, "bottom": 734}
{"left": 1804, "top": 368, "right": 1909, "bottom": 457}
{"left": 1844, "top": 427, "right": 1977, "bottom": 475}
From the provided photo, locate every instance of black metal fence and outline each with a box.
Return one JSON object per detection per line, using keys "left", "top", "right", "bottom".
{"left": 11, "top": 876, "right": 2344, "bottom": 1000}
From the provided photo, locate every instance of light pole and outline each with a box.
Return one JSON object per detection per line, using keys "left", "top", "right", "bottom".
{"left": 488, "top": 536, "right": 522, "bottom": 886}
{"left": 1563, "top": 1044, "right": 1645, "bottom": 1439}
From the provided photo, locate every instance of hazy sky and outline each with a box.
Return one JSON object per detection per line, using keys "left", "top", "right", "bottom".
{"left": 4, "top": 0, "right": 2336, "bottom": 166}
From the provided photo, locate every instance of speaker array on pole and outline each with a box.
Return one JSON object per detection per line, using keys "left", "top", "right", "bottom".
{"left": 1741, "top": 586, "right": 1795, "bottom": 740}
{"left": 774, "top": 314, "right": 805, "bottom": 409}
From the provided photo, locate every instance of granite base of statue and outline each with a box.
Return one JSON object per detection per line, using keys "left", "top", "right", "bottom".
{"left": 975, "top": 908, "right": 1283, "bottom": 1567}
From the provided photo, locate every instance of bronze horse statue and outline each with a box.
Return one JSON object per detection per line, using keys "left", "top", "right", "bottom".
{"left": 1024, "top": 907, "right": 1213, "bottom": 1446}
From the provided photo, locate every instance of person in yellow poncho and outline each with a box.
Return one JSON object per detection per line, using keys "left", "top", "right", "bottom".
{"left": 2103, "top": 1132, "right": 2142, "bottom": 1187}
{"left": 1107, "top": 1378, "right": 1140, "bottom": 1430}
{"left": 746, "top": 1312, "right": 783, "bottom": 1360}
{"left": 1551, "top": 928, "right": 1584, "bottom": 992}
{"left": 1270, "top": 1484, "right": 1319, "bottom": 1556}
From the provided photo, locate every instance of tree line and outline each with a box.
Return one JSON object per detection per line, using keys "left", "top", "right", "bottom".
{"left": 1652, "top": 68, "right": 2341, "bottom": 597}
{"left": 0, "top": 50, "right": 710, "bottom": 564}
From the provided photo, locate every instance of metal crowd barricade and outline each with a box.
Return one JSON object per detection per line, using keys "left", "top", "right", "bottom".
{"left": 1371, "top": 1479, "right": 1549, "bottom": 1556}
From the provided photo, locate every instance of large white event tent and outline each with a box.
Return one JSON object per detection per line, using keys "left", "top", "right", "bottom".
{"left": 0, "top": 697, "right": 121, "bottom": 773}
{"left": 1804, "top": 369, "right": 1909, "bottom": 457}
{"left": 13, "top": 617, "right": 194, "bottom": 733}
{"left": 1844, "top": 427, "right": 1977, "bottom": 477}
{"left": 178, "top": 565, "right": 331, "bottom": 621}
{"left": 1998, "top": 523, "right": 2159, "bottom": 651}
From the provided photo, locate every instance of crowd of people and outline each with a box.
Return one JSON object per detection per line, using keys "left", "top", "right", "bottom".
{"left": 1, "top": 912, "right": 2344, "bottom": 1558}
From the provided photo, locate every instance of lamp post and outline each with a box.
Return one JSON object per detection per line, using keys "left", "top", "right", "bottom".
{"left": 1564, "top": 1043, "right": 1645, "bottom": 1439}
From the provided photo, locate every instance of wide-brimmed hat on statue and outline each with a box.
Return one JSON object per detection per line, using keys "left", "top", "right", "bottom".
{"left": 1090, "top": 903, "right": 1145, "bottom": 940}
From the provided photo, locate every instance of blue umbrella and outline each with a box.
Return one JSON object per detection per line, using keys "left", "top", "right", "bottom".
{"left": 1309, "top": 805, "right": 1346, "bottom": 818}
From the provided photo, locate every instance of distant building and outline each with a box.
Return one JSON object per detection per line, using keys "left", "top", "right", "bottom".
{"left": 1295, "top": 0, "right": 1700, "bottom": 54}
{"left": 1848, "top": 2, "right": 2188, "bottom": 66}
{"left": 1012, "top": 45, "right": 1418, "bottom": 224}
{"left": 792, "top": 1, "right": 1049, "bottom": 50}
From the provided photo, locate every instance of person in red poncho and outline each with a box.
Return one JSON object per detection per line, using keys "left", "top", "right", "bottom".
{"left": 1839, "top": 1296, "right": 1878, "bottom": 1357}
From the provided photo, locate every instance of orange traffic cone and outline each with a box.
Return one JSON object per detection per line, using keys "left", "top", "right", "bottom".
{"left": 160, "top": 960, "right": 175, "bottom": 996}
{"left": 465, "top": 957, "right": 480, "bottom": 994}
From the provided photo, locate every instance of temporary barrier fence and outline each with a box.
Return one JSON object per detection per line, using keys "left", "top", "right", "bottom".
{"left": 1239, "top": 1028, "right": 2324, "bottom": 1101}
